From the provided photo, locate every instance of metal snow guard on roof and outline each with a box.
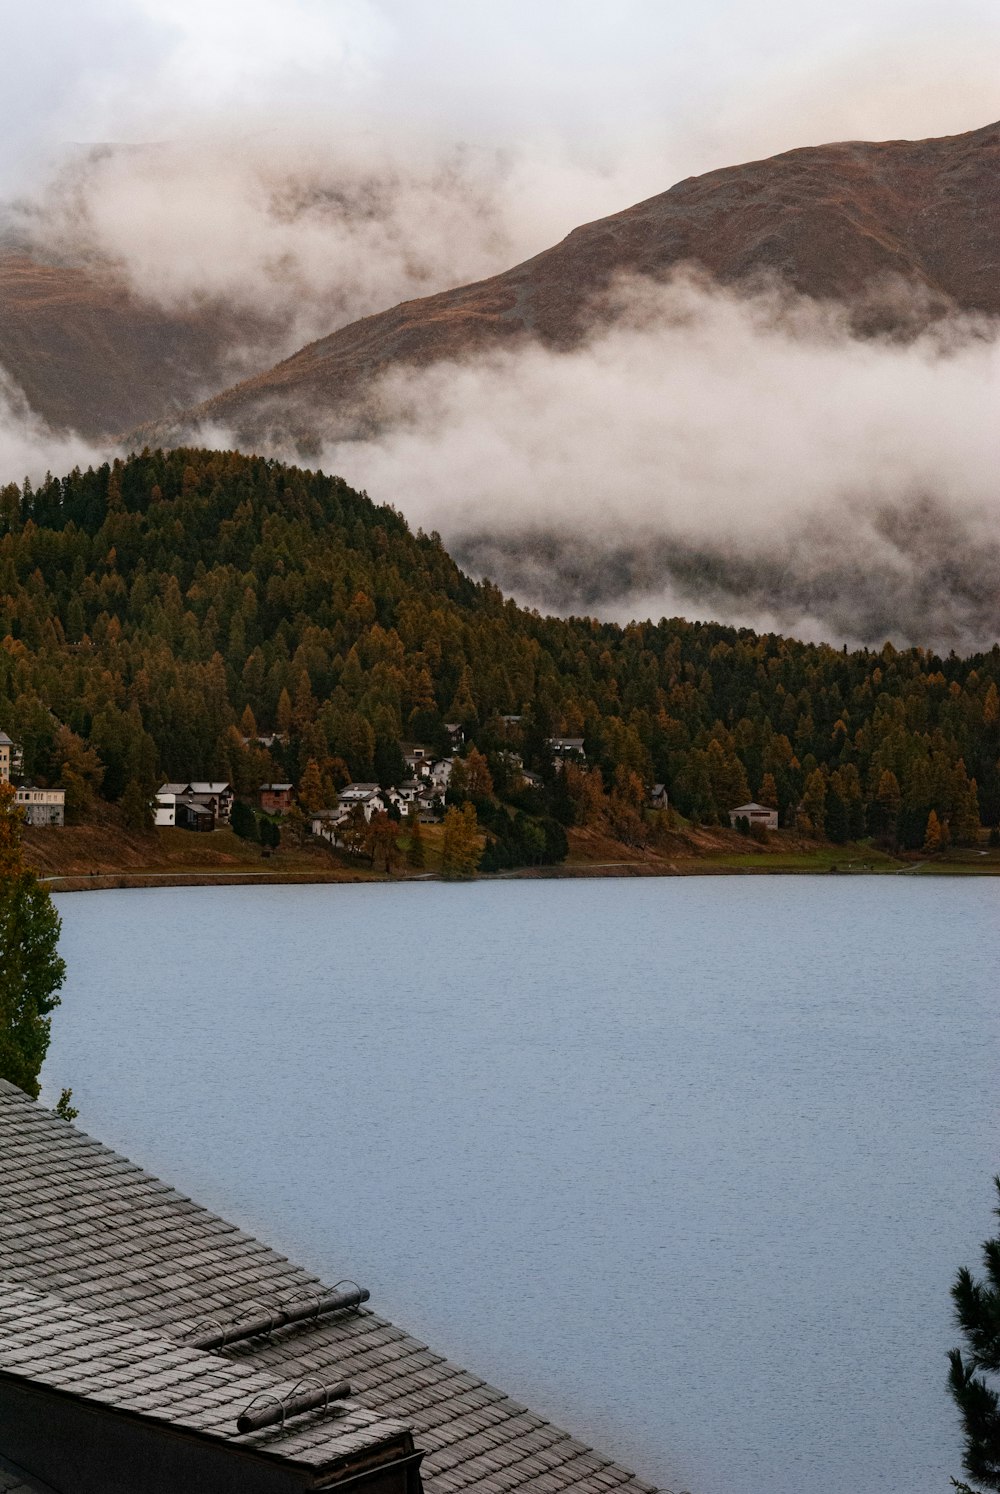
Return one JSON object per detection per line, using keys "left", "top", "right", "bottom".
{"left": 0, "top": 1281, "right": 415, "bottom": 1493}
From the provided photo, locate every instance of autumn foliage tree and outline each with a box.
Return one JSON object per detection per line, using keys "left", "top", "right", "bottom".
{"left": 440, "top": 803, "right": 480, "bottom": 879}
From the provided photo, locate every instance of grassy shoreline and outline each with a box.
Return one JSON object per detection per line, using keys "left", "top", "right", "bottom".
{"left": 25, "top": 814, "right": 1000, "bottom": 893}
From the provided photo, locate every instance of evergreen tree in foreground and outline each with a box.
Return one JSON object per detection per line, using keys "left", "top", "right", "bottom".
{"left": 949, "top": 1177, "right": 1000, "bottom": 1490}
{"left": 0, "top": 781, "right": 66, "bottom": 1098}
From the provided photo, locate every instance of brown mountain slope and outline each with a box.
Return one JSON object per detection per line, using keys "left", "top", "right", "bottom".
{"left": 150, "top": 121, "right": 1000, "bottom": 449}
{"left": 0, "top": 255, "right": 275, "bottom": 438}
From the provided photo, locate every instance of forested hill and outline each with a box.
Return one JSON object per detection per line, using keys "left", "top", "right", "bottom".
{"left": 1, "top": 448, "right": 998, "bottom": 848}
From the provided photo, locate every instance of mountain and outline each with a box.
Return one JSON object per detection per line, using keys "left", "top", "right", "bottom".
{"left": 0, "top": 253, "right": 275, "bottom": 438}
{"left": 146, "top": 122, "right": 1000, "bottom": 449}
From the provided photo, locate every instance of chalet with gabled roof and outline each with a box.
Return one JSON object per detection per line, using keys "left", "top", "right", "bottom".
{"left": 728, "top": 801, "right": 778, "bottom": 830}
{"left": 156, "top": 781, "right": 233, "bottom": 829}
{"left": 259, "top": 782, "right": 294, "bottom": 815}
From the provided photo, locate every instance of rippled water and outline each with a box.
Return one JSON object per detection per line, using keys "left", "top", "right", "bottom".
{"left": 43, "top": 878, "right": 1000, "bottom": 1494}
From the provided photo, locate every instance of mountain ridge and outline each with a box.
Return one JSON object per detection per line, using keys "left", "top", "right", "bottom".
{"left": 136, "top": 120, "right": 1000, "bottom": 449}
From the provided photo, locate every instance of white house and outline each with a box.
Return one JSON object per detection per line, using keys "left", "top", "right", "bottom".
{"left": 728, "top": 801, "right": 779, "bottom": 831}
{"left": 427, "top": 758, "right": 453, "bottom": 790}
{"left": 155, "top": 781, "right": 233, "bottom": 829}
{"left": 649, "top": 784, "right": 669, "bottom": 811}
{"left": 309, "top": 808, "right": 348, "bottom": 845}
{"left": 153, "top": 789, "right": 178, "bottom": 827}
{"left": 338, "top": 784, "right": 388, "bottom": 821}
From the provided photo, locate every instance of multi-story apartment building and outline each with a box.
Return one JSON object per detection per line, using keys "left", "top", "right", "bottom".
{"left": 1, "top": 730, "right": 65, "bottom": 824}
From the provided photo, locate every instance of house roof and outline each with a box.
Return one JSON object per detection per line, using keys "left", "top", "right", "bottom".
{"left": 0, "top": 1081, "right": 655, "bottom": 1494}
{"left": 0, "top": 732, "right": 14, "bottom": 746}
{"left": 188, "top": 783, "right": 231, "bottom": 795}
{"left": 729, "top": 803, "right": 774, "bottom": 815}
{"left": 0, "top": 1281, "right": 406, "bottom": 1473}
{"left": 260, "top": 783, "right": 293, "bottom": 793}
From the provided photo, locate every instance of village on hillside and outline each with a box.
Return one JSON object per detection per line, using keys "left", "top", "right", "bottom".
{"left": 3, "top": 716, "right": 687, "bottom": 874}
{"left": 4, "top": 709, "right": 992, "bottom": 881}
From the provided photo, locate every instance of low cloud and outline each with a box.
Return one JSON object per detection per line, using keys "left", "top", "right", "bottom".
{"left": 307, "top": 274, "right": 1000, "bottom": 649}
{"left": 0, "top": 374, "right": 107, "bottom": 493}
{"left": 2, "top": 271, "right": 998, "bottom": 653}
{"left": 7, "top": 131, "right": 531, "bottom": 360}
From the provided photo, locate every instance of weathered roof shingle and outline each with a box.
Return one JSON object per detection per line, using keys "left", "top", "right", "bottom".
{"left": 0, "top": 1080, "right": 656, "bottom": 1494}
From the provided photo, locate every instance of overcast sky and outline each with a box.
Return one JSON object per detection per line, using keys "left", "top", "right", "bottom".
{"left": 3, "top": 0, "right": 1000, "bottom": 645}
{"left": 7, "top": 0, "right": 1000, "bottom": 221}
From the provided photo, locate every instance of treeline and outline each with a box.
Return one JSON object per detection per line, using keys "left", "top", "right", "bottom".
{"left": 1, "top": 448, "right": 998, "bottom": 854}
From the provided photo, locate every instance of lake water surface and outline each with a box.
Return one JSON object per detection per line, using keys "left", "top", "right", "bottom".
{"left": 43, "top": 878, "right": 1000, "bottom": 1494}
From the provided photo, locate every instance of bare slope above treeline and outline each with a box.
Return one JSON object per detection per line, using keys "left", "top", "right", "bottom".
{"left": 139, "top": 121, "right": 1000, "bottom": 450}
{"left": 0, "top": 254, "right": 278, "bottom": 439}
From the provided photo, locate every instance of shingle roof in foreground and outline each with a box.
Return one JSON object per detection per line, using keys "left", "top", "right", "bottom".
{"left": 0, "top": 1080, "right": 657, "bottom": 1494}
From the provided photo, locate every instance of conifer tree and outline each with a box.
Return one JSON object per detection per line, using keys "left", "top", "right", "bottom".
{"left": 407, "top": 813, "right": 426, "bottom": 870}
{"left": 0, "top": 782, "right": 66, "bottom": 1098}
{"left": 440, "top": 803, "right": 480, "bottom": 879}
{"left": 923, "top": 809, "right": 945, "bottom": 853}
{"left": 954, "top": 780, "right": 982, "bottom": 846}
{"left": 949, "top": 1177, "right": 1000, "bottom": 1490}
{"left": 759, "top": 773, "right": 779, "bottom": 809}
{"left": 799, "top": 768, "right": 827, "bottom": 837}
{"left": 297, "top": 759, "right": 326, "bottom": 815}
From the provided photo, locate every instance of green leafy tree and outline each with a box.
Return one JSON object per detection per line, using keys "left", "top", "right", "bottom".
{"left": 55, "top": 1088, "right": 78, "bottom": 1121}
{"left": 0, "top": 782, "right": 66, "bottom": 1098}
{"left": 949, "top": 1177, "right": 1000, "bottom": 1489}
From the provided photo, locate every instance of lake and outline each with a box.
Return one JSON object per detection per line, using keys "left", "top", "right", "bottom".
{"left": 42, "top": 878, "right": 1000, "bottom": 1494}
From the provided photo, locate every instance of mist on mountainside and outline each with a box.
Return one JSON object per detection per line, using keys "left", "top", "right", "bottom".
{"left": 303, "top": 272, "right": 1000, "bottom": 651}
{"left": 2, "top": 0, "right": 999, "bottom": 653}
{"left": 3, "top": 133, "right": 533, "bottom": 358}
{"left": 3, "top": 263, "right": 999, "bottom": 653}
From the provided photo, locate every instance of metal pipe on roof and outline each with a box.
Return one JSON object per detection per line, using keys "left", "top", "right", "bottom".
{"left": 189, "top": 1285, "right": 369, "bottom": 1351}
{"left": 237, "top": 1378, "right": 352, "bottom": 1434}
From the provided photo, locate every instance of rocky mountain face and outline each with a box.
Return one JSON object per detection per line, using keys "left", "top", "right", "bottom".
{"left": 143, "top": 121, "right": 1000, "bottom": 449}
